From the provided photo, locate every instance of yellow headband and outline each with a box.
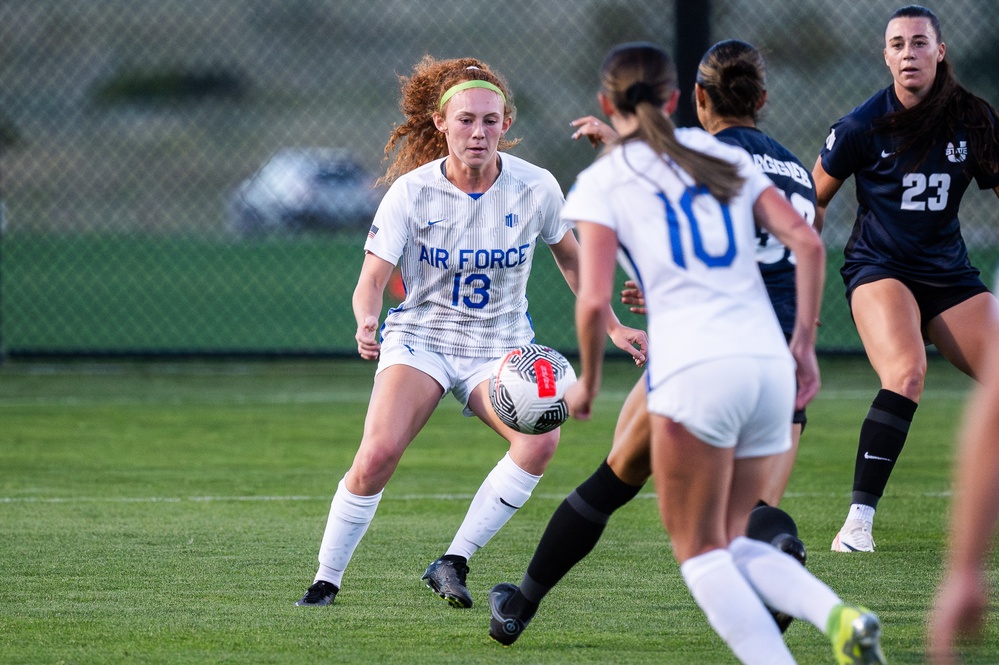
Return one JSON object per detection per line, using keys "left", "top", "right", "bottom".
{"left": 438, "top": 80, "right": 506, "bottom": 110}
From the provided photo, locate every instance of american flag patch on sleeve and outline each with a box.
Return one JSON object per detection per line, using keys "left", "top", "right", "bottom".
{"left": 367, "top": 224, "right": 379, "bottom": 239}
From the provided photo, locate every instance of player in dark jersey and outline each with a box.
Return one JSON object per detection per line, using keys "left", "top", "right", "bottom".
{"left": 813, "top": 5, "right": 999, "bottom": 553}
{"left": 489, "top": 40, "right": 829, "bottom": 647}
{"left": 710, "top": 81, "right": 817, "bottom": 512}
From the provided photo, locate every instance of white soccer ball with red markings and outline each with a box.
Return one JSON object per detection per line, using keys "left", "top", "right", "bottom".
{"left": 489, "top": 344, "right": 577, "bottom": 434}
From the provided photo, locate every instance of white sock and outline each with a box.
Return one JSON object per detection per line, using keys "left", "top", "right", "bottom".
{"left": 729, "top": 536, "right": 841, "bottom": 634}
{"left": 445, "top": 453, "right": 541, "bottom": 560}
{"left": 314, "top": 477, "right": 382, "bottom": 587}
{"left": 847, "top": 504, "right": 875, "bottom": 525}
{"left": 680, "top": 548, "right": 795, "bottom": 665}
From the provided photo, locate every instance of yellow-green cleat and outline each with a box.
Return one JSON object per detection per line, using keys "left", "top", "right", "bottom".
{"left": 827, "top": 604, "right": 886, "bottom": 665}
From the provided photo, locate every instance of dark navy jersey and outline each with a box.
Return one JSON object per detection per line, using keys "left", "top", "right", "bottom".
{"left": 820, "top": 85, "right": 999, "bottom": 291}
{"left": 716, "top": 126, "right": 817, "bottom": 334}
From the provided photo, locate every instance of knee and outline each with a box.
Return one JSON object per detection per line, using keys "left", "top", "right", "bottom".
{"left": 508, "top": 430, "right": 559, "bottom": 474}
{"left": 607, "top": 446, "right": 651, "bottom": 486}
{"left": 881, "top": 366, "right": 925, "bottom": 401}
{"left": 347, "top": 443, "right": 401, "bottom": 494}
{"left": 901, "top": 373, "right": 925, "bottom": 400}
{"left": 530, "top": 429, "right": 560, "bottom": 461}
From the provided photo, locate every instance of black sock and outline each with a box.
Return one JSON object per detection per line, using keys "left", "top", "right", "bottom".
{"left": 851, "top": 389, "right": 918, "bottom": 508}
{"left": 505, "top": 460, "right": 643, "bottom": 620}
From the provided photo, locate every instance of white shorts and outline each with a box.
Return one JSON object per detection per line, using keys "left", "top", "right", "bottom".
{"left": 646, "top": 356, "right": 794, "bottom": 458}
{"left": 376, "top": 337, "right": 500, "bottom": 417}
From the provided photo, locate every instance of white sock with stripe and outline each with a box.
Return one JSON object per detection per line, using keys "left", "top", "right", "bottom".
{"left": 729, "top": 536, "right": 841, "bottom": 633}
{"left": 314, "top": 476, "right": 382, "bottom": 587}
{"left": 445, "top": 452, "right": 541, "bottom": 560}
{"left": 680, "top": 548, "right": 795, "bottom": 665}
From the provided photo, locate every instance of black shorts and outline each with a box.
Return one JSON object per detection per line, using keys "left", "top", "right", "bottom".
{"left": 848, "top": 273, "right": 990, "bottom": 325}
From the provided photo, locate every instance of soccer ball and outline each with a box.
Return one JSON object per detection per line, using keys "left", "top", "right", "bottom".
{"left": 489, "top": 344, "right": 577, "bottom": 434}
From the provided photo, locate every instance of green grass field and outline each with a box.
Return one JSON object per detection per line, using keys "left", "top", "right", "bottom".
{"left": 1, "top": 356, "right": 995, "bottom": 664}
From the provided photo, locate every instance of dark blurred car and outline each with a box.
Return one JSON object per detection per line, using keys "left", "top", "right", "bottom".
{"left": 226, "top": 148, "right": 383, "bottom": 235}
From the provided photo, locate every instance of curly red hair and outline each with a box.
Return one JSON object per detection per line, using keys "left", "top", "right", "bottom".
{"left": 378, "top": 55, "right": 519, "bottom": 186}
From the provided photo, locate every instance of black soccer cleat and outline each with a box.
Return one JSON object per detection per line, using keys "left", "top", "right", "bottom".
{"left": 295, "top": 580, "right": 339, "bottom": 607}
{"left": 770, "top": 532, "right": 808, "bottom": 633}
{"left": 772, "top": 531, "right": 807, "bottom": 567}
{"left": 488, "top": 582, "right": 530, "bottom": 646}
{"left": 422, "top": 556, "right": 473, "bottom": 608}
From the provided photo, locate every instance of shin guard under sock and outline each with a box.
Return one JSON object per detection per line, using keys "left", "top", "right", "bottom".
{"left": 852, "top": 389, "right": 917, "bottom": 508}
{"left": 510, "top": 460, "right": 642, "bottom": 619}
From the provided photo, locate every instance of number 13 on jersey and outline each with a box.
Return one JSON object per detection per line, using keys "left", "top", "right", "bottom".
{"left": 452, "top": 272, "right": 491, "bottom": 309}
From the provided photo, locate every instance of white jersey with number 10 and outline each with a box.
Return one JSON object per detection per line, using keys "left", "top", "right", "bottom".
{"left": 562, "top": 129, "right": 791, "bottom": 389}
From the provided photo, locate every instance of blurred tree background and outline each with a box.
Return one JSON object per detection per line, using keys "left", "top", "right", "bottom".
{"left": 2, "top": 0, "right": 997, "bottom": 356}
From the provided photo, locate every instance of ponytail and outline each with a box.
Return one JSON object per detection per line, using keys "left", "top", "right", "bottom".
{"left": 601, "top": 43, "right": 744, "bottom": 202}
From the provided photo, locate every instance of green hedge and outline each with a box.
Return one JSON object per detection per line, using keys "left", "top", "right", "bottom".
{"left": 8, "top": 231, "right": 973, "bottom": 356}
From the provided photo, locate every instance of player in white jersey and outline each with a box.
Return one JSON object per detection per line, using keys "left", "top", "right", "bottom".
{"left": 295, "top": 55, "right": 647, "bottom": 610}
{"left": 365, "top": 151, "right": 567, "bottom": 358}
{"left": 494, "top": 42, "right": 882, "bottom": 665}
{"left": 488, "top": 40, "right": 816, "bottom": 645}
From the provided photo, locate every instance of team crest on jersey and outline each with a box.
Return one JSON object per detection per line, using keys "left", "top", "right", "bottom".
{"left": 505, "top": 213, "right": 519, "bottom": 228}
{"left": 945, "top": 140, "right": 967, "bottom": 163}
{"left": 824, "top": 129, "right": 836, "bottom": 151}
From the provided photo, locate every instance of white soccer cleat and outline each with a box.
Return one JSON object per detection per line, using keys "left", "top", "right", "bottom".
{"left": 831, "top": 519, "right": 875, "bottom": 552}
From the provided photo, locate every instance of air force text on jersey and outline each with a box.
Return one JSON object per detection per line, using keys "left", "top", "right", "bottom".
{"left": 418, "top": 243, "right": 533, "bottom": 270}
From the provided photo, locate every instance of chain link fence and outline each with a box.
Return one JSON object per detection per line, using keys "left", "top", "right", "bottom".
{"left": 2, "top": 0, "right": 998, "bottom": 357}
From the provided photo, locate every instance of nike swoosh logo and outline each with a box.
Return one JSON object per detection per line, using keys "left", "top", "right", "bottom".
{"left": 863, "top": 452, "right": 893, "bottom": 461}
{"left": 428, "top": 219, "right": 446, "bottom": 226}
{"left": 880, "top": 150, "right": 893, "bottom": 158}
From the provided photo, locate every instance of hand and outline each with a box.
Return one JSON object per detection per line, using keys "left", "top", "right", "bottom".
{"left": 564, "top": 380, "right": 594, "bottom": 421}
{"left": 927, "top": 569, "right": 989, "bottom": 665}
{"left": 570, "top": 115, "right": 618, "bottom": 149}
{"left": 355, "top": 315, "right": 381, "bottom": 360}
{"left": 621, "top": 279, "right": 646, "bottom": 315}
{"left": 608, "top": 322, "right": 648, "bottom": 367}
{"left": 790, "top": 341, "right": 820, "bottom": 410}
